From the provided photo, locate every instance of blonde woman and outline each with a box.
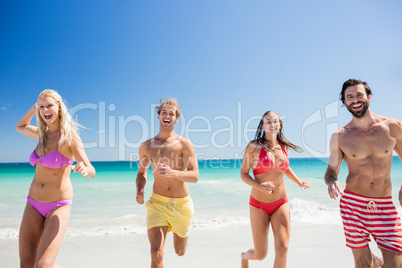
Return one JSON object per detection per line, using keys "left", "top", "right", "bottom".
{"left": 16, "top": 89, "right": 95, "bottom": 268}
{"left": 241, "top": 111, "right": 310, "bottom": 268}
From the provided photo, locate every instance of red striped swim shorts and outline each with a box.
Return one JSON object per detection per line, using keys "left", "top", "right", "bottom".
{"left": 340, "top": 190, "right": 402, "bottom": 254}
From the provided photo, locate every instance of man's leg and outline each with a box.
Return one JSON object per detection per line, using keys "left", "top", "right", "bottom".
{"left": 371, "top": 251, "right": 384, "bottom": 268}
{"left": 173, "top": 233, "right": 188, "bottom": 256}
{"left": 352, "top": 247, "right": 374, "bottom": 268}
{"left": 169, "top": 196, "right": 193, "bottom": 257}
{"left": 380, "top": 247, "right": 402, "bottom": 268}
{"left": 148, "top": 226, "right": 168, "bottom": 268}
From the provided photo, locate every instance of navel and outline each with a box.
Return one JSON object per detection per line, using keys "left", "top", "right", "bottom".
{"left": 370, "top": 182, "right": 374, "bottom": 187}
{"left": 352, "top": 154, "right": 356, "bottom": 158}
{"left": 385, "top": 150, "right": 389, "bottom": 154}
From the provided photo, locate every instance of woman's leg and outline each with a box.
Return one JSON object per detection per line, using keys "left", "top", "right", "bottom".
{"left": 270, "top": 202, "right": 290, "bottom": 268}
{"left": 19, "top": 202, "right": 45, "bottom": 268}
{"left": 241, "top": 205, "right": 271, "bottom": 268}
{"left": 35, "top": 205, "right": 71, "bottom": 268}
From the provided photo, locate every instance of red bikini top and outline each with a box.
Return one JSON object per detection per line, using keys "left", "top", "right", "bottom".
{"left": 253, "top": 143, "right": 289, "bottom": 175}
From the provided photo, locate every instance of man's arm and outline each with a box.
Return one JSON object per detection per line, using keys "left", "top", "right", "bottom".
{"left": 390, "top": 119, "right": 402, "bottom": 205}
{"left": 157, "top": 138, "right": 199, "bottom": 183}
{"left": 325, "top": 131, "right": 345, "bottom": 199}
{"left": 136, "top": 143, "right": 150, "bottom": 204}
{"left": 399, "top": 187, "right": 402, "bottom": 206}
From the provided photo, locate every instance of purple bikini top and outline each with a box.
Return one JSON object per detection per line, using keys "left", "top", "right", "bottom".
{"left": 29, "top": 131, "right": 73, "bottom": 169}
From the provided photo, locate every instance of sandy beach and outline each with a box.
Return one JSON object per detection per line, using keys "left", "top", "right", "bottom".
{"left": 0, "top": 224, "right": 366, "bottom": 268}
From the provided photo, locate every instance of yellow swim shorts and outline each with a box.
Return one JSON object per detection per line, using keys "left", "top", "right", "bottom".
{"left": 145, "top": 193, "right": 194, "bottom": 238}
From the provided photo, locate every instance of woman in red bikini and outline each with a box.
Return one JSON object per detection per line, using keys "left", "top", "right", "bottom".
{"left": 16, "top": 89, "right": 95, "bottom": 267}
{"left": 241, "top": 110, "right": 310, "bottom": 268}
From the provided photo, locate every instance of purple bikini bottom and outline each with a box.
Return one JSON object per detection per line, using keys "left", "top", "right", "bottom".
{"left": 27, "top": 196, "right": 72, "bottom": 218}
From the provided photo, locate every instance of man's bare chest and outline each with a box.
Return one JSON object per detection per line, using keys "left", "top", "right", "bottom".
{"left": 341, "top": 127, "right": 395, "bottom": 159}
{"left": 146, "top": 143, "right": 184, "bottom": 163}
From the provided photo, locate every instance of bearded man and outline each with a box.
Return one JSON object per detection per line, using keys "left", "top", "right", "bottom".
{"left": 325, "top": 79, "right": 402, "bottom": 268}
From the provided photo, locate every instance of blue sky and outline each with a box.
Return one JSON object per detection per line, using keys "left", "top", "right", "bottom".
{"left": 1, "top": 0, "right": 402, "bottom": 162}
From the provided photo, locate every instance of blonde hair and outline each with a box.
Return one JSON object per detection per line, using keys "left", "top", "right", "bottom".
{"left": 156, "top": 97, "right": 182, "bottom": 117}
{"left": 36, "top": 89, "right": 81, "bottom": 151}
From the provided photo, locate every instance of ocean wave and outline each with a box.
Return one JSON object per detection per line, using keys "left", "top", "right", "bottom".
{"left": 0, "top": 228, "right": 19, "bottom": 239}
{"left": 191, "top": 215, "right": 249, "bottom": 229}
{"left": 66, "top": 214, "right": 147, "bottom": 237}
{"left": 290, "top": 198, "right": 342, "bottom": 224}
{"left": 3, "top": 198, "right": 396, "bottom": 240}
{"left": 66, "top": 225, "right": 147, "bottom": 237}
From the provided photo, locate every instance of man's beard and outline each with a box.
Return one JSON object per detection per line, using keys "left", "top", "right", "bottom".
{"left": 346, "top": 101, "right": 369, "bottom": 118}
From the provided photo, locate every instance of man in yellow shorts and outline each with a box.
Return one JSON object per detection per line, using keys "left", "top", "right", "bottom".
{"left": 136, "top": 98, "right": 199, "bottom": 268}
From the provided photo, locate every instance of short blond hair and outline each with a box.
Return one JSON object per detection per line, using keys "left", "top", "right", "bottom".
{"left": 156, "top": 97, "right": 182, "bottom": 117}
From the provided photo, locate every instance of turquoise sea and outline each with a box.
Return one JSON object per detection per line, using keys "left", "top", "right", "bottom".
{"left": 1, "top": 157, "right": 402, "bottom": 240}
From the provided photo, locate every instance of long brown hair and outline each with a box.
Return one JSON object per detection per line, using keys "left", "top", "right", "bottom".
{"left": 253, "top": 111, "right": 302, "bottom": 152}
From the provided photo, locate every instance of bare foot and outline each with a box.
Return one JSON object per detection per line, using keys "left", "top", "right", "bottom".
{"left": 241, "top": 252, "right": 249, "bottom": 268}
{"left": 372, "top": 251, "right": 383, "bottom": 268}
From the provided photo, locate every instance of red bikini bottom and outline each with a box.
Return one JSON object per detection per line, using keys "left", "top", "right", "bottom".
{"left": 249, "top": 195, "right": 288, "bottom": 216}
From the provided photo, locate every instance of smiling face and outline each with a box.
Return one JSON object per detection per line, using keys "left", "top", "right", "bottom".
{"left": 262, "top": 112, "right": 281, "bottom": 135}
{"left": 37, "top": 95, "right": 60, "bottom": 125}
{"left": 158, "top": 105, "right": 179, "bottom": 129}
{"left": 344, "top": 84, "right": 371, "bottom": 118}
